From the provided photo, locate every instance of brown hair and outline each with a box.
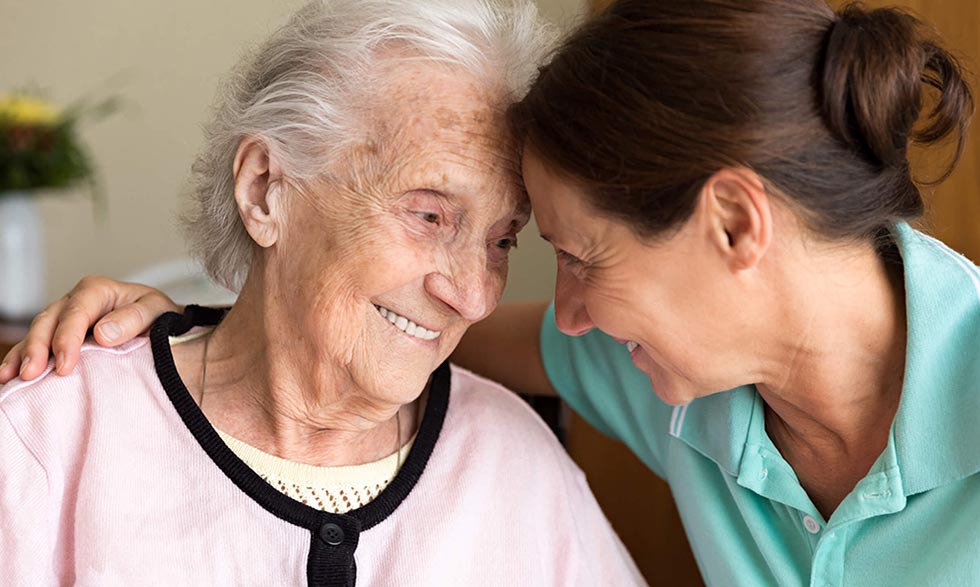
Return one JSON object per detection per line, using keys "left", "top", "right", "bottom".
{"left": 510, "top": 0, "right": 974, "bottom": 242}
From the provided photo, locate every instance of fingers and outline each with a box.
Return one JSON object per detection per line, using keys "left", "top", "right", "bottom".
{"left": 49, "top": 277, "right": 179, "bottom": 373}
{"left": 91, "top": 291, "right": 180, "bottom": 347}
{"left": 0, "top": 276, "right": 184, "bottom": 384}
{"left": 1, "top": 296, "right": 67, "bottom": 382}
{"left": 44, "top": 276, "right": 125, "bottom": 376}
{"left": 0, "top": 342, "right": 26, "bottom": 384}
{"left": 27, "top": 299, "right": 74, "bottom": 379}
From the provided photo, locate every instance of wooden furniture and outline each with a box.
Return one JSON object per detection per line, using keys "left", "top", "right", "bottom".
{"left": 567, "top": 415, "right": 704, "bottom": 586}
{"left": 864, "top": 0, "right": 980, "bottom": 263}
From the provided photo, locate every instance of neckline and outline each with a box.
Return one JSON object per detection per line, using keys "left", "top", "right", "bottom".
{"left": 216, "top": 428, "right": 417, "bottom": 487}
{"left": 149, "top": 305, "right": 451, "bottom": 531}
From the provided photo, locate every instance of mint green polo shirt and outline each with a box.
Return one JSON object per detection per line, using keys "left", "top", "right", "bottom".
{"left": 541, "top": 223, "right": 980, "bottom": 586}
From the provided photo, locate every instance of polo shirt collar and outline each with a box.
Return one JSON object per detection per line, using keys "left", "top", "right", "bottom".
{"left": 668, "top": 223, "right": 980, "bottom": 498}
{"left": 667, "top": 384, "right": 753, "bottom": 478}
{"left": 890, "top": 223, "right": 980, "bottom": 495}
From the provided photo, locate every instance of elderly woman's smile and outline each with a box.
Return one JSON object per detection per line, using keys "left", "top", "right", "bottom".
{"left": 373, "top": 304, "right": 442, "bottom": 341}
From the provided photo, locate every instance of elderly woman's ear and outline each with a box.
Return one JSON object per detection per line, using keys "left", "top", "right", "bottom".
{"left": 233, "top": 137, "right": 285, "bottom": 248}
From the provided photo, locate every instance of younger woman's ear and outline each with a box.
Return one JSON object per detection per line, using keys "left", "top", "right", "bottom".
{"left": 233, "top": 137, "right": 284, "bottom": 248}
{"left": 699, "top": 168, "right": 773, "bottom": 270}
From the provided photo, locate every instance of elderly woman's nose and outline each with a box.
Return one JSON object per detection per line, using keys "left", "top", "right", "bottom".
{"left": 424, "top": 256, "right": 493, "bottom": 321}
{"left": 424, "top": 273, "right": 492, "bottom": 321}
{"left": 554, "top": 270, "right": 594, "bottom": 337}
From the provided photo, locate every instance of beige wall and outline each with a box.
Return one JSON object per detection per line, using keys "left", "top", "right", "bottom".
{"left": 0, "top": 0, "right": 584, "bottom": 306}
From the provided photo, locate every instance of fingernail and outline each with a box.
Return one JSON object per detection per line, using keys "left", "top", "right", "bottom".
{"left": 99, "top": 321, "right": 122, "bottom": 342}
{"left": 19, "top": 357, "right": 30, "bottom": 376}
{"left": 56, "top": 352, "right": 65, "bottom": 372}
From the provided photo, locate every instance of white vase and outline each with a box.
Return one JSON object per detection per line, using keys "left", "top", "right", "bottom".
{"left": 0, "top": 192, "right": 45, "bottom": 320}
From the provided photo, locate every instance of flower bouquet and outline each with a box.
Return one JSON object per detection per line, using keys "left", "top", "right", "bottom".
{"left": 0, "top": 93, "right": 115, "bottom": 319}
{"left": 0, "top": 93, "right": 116, "bottom": 196}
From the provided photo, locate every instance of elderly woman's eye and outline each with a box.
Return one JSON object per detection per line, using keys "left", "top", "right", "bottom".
{"left": 415, "top": 211, "right": 441, "bottom": 224}
{"left": 495, "top": 237, "right": 517, "bottom": 250}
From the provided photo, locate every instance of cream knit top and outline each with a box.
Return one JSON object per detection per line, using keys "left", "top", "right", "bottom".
{"left": 172, "top": 331, "right": 414, "bottom": 514}
{"left": 218, "top": 430, "right": 415, "bottom": 514}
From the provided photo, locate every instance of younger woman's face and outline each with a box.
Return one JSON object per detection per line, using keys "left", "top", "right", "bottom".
{"left": 523, "top": 149, "right": 750, "bottom": 405}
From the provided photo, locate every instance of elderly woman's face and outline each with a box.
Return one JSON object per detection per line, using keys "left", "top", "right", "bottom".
{"left": 270, "top": 63, "right": 527, "bottom": 406}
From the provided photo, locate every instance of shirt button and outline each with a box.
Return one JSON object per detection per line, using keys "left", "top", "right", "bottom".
{"left": 320, "top": 523, "right": 345, "bottom": 546}
{"left": 802, "top": 515, "right": 821, "bottom": 534}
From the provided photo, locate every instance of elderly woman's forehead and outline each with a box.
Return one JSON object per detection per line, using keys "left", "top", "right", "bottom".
{"left": 327, "top": 61, "right": 523, "bottom": 204}
{"left": 376, "top": 62, "right": 510, "bottom": 136}
{"left": 381, "top": 105, "right": 518, "bottom": 184}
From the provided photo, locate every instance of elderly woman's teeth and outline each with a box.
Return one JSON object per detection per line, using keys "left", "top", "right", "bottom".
{"left": 375, "top": 305, "right": 440, "bottom": 341}
{"left": 626, "top": 341, "right": 638, "bottom": 353}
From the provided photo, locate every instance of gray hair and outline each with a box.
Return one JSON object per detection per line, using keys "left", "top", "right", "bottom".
{"left": 184, "top": 0, "right": 555, "bottom": 292}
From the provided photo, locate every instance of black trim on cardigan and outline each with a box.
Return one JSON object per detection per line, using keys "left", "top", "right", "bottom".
{"left": 149, "top": 306, "right": 451, "bottom": 587}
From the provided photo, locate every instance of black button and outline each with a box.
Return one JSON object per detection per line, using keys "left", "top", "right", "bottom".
{"left": 320, "top": 523, "right": 344, "bottom": 546}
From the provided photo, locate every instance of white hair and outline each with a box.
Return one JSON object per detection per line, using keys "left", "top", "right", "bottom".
{"left": 184, "top": 0, "right": 555, "bottom": 292}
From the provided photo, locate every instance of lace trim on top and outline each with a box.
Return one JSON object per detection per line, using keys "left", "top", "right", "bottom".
{"left": 218, "top": 429, "right": 415, "bottom": 513}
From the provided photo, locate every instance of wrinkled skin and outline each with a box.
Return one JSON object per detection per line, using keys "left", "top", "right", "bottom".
{"left": 245, "top": 61, "right": 528, "bottom": 426}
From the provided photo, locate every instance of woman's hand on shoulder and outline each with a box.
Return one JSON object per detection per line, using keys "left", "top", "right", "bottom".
{"left": 0, "top": 276, "right": 180, "bottom": 383}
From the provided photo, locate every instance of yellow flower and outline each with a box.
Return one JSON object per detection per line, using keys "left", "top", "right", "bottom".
{"left": 0, "top": 94, "right": 61, "bottom": 126}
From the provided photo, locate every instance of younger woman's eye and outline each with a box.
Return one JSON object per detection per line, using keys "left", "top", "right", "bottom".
{"left": 557, "top": 250, "right": 583, "bottom": 266}
{"left": 415, "top": 211, "right": 440, "bottom": 224}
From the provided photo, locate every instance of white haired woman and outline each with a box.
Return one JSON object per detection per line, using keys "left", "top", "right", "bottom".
{"left": 0, "top": 1, "right": 643, "bottom": 585}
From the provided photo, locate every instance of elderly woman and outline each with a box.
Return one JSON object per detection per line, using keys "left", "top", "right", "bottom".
{"left": 0, "top": 1, "right": 644, "bottom": 585}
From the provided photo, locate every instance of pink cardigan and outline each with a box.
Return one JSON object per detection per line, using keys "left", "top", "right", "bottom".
{"left": 0, "top": 310, "right": 644, "bottom": 586}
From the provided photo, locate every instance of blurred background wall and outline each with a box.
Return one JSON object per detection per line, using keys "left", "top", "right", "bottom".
{"left": 0, "top": 0, "right": 582, "bottom": 306}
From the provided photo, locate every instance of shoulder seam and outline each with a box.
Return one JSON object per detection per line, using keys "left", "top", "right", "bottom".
{"left": 0, "top": 337, "right": 150, "bottom": 404}
{"left": 77, "top": 336, "right": 151, "bottom": 357}
{"left": 0, "top": 405, "right": 51, "bottom": 489}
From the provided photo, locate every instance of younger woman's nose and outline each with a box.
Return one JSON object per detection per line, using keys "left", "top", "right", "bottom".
{"left": 553, "top": 271, "right": 593, "bottom": 336}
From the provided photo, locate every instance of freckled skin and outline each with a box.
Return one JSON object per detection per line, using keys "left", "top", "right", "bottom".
{"left": 256, "top": 61, "right": 528, "bottom": 422}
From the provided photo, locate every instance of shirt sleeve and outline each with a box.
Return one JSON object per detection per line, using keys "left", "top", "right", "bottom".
{"left": 539, "top": 302, "right": 674, "bottom": 478}
{"left": 0, "top": 407, "right": 57, "bottom": 584}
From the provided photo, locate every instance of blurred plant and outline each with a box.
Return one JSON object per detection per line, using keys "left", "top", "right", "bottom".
{"left": 0, "top": 92, "right": 117, "bottom": 209}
